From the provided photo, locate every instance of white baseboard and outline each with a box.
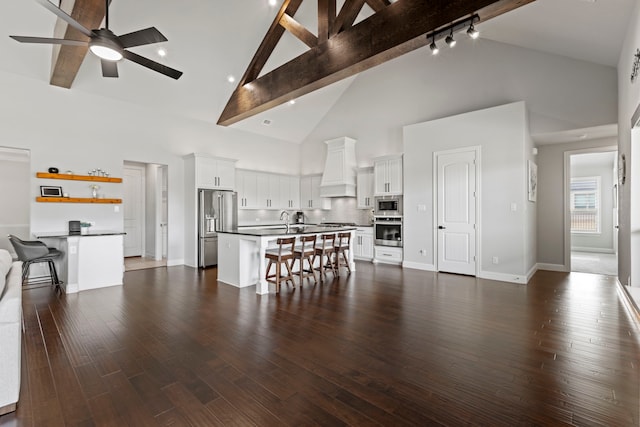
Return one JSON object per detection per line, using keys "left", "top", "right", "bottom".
{"left": 571, "top": 247, "right": 615, "bottom": 254}
{"left": 478, "top": 271, "right": 527, "bottom": 284}
{"left": 63, "top": 283, "right": 79, "bottom": 294}
{"left": 526, "top": 264, "right": 538, "bottom": 282}
{"left": 537, "top": 263, "right": 568, "bottom": 272}
{"left": 167, "top": 258, "right": 185, "bottom": 267}
{"left": 402, "top": 261, "right": 436, "bottom": 271}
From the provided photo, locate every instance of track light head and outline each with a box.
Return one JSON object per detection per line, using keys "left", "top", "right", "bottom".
{"left": 445, "top": 32, "right": 456, "bottom": 48}
{"left": 430, "top": 40, "right": 439, "bottom": 55}
{"left": 467, "top": 23, "right": 479, "bottom": 39}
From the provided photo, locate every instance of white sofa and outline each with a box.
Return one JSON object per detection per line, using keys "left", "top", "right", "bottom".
{"left": 0, "top": 249, "right": 21, "bottom": 415}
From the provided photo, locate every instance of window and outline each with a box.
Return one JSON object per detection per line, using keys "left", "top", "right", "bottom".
{"left": 570, "top": 177, "right": 600, "bottom": 233}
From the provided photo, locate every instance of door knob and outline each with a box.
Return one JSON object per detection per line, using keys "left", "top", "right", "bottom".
{"left": 438, "top": 226, "right": 446, "bottom": 229}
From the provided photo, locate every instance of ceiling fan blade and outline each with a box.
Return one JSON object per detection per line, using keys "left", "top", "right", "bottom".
{"left": 10, "top": 35, "right": 88, "bottom": 46}
{"left": 35, "top": 0, "right": 93, "bottom": 38}
{"left": 118, "top": 27, "right": 167, "bottom": 48}
{"left": 123, "top": 50, "right": 183, "bottom": 80}
{"left": 101, "top": 59, "right": 118, "bottom": 78}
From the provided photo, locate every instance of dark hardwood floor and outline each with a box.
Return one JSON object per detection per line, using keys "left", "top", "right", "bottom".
{"left": 1, "top": 263, "right": 639, "bottom": 426}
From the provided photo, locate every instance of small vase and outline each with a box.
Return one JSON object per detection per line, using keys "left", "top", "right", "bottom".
{"left": 92, "top": 188, "right": 98, "bottom": 198}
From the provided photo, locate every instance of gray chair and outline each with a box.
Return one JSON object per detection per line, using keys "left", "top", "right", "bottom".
{"left": 8, "top": 234, "right": 62, "bottom": 289}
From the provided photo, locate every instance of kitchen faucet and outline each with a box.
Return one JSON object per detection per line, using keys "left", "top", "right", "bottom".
{"left": 280, "top": 210, "right": 290, "bottom": 231}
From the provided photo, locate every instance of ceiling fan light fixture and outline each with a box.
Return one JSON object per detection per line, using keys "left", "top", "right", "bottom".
{"left": 90, "top": 44, "right": 123, "bottom": 61}
{"left": 89, "top": 30, "right": 124, "bottom": 61}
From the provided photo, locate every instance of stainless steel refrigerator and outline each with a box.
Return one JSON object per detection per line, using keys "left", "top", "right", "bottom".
{"left": 198, "top": 189, "right": 237, "bottom": 267}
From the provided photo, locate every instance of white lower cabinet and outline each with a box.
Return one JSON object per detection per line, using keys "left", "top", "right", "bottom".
{"left": 354, "top": 227, "right": 374, "bottom": 261}
{"left": 373, "top": 246, "right": 403, "bottom": 264}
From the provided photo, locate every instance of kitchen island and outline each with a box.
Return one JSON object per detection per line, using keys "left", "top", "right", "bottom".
{"left": 34, "top": 231, "right": 125, "bottom": 294}
{"left": 217, "top": 225, "right": 356, "bottom": 294}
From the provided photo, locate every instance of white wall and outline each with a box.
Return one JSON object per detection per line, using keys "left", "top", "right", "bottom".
{"left": 301, "top": 38, "right": 617, "bottom": 171}
{"left": 0, "top": 70, "right": 300, "bottom": 266}
{"left": 618, "top": 1, "right": 640, "bottom": 287}
{"left": 403, "top": 102, "right": 534, "bottom": 283}
{"left": 536, "top": 138, "right": 616, "bottom": 268}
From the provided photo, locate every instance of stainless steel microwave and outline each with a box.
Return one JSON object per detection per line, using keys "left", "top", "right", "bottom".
{"left": 374, "top": 195, "right": 402, "bottom": 216}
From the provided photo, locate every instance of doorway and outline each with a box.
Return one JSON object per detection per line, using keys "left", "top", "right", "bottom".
{"left": 565, "top": 148, "right": 618, "bottom": 276}
{"left": 434, "top": 147, "right": 479, "bottom": 276}
{"left": 0, "top": 147, "right": 30, "bottom": 255}
{"left": 122, "top": 161, "right": 168, "bottom": 271}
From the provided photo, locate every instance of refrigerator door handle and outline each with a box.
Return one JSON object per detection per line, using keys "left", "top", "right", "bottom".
{"left": 217, "top": 195, "right": 223, "bottom": 232}
{"left": 198, "top": 190, "right": 205, "bottom": 237}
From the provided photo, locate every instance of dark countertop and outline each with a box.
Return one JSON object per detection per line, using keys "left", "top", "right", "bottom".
{"left": 35, "top": 231, "right": 126, "bottom": 238}
{"left": 219, "top": 225, "right": 356, "bottom": 237}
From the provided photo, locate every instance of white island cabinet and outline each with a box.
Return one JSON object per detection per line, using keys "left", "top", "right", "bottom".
{"left": 217, "top": 226, "right": 355, "bottom": 294}
{"left": 35, "top": 232, "right": 125, "bottom": 294}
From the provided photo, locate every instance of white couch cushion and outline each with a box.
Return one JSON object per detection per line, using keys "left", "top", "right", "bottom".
{"left": 0, "top": 249, "right": 12, "bottom": 298}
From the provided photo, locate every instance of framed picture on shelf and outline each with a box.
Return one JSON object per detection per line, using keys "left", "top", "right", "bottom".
{"left": 40, "top": 186, "right": 63, "bottom": 197}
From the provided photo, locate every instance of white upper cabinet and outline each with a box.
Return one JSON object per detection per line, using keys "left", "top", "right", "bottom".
{"left": 300, "top": 175, "right": 331, "bottom": 210}
{"left": 256, "top": 173, "right": 281, "bottom": 209}
{"left": 357, "top": 167, "right": 374, "bottom": 209}
{"left": 192, "top": 154, "right": 237, "bottom": 190}
{"left": 236, "top": 170, "right": 259, "bottom": 209}
{"left": 374, "top": 155, "right": 403, "bottom": 195}
{"left": 237, "top": 170, "right": 299, "bottom": 210}
{"left": 280, "top": 175, "right": 300, "bottom": 210}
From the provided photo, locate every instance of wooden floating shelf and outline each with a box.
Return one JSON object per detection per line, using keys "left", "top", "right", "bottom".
{"left": 36, "top": 172, "right": 122, "bottom": 183}
{"left": 36, "top": 197, "right": 122, "bottom": 204}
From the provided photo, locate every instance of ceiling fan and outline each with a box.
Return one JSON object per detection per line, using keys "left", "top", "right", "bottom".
{"left": 10, "top": 0, "right": 183, "bottom": 80}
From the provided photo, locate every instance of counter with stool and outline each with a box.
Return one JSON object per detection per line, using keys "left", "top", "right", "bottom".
{"left": 217, "top": 225, "right": 356, "bottom": 294}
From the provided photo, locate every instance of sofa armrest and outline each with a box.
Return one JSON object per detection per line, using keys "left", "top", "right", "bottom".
{"left": 0, "top": 263, "right": 22, "bottom": 323}
{"left": 0, "top": 261, "right": 22, "bottom": 411}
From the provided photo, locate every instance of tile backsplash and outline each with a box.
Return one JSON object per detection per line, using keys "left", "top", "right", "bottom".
{"left": 237, "top": 197, "right": 373, "bottom": 226}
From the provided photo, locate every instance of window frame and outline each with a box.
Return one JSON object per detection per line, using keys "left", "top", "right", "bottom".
{"left": 570, "top": 176, "right": 601, "bottom": 234}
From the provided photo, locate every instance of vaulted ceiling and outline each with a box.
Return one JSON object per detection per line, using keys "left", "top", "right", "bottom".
{"left": 1, "top": 0, "right": 634, "bottom": 143}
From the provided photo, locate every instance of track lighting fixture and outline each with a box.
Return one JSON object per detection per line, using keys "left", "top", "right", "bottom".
{"left": 445, "top": 30, "right": 456, "bottom": 48}
{"left": 430, "top": 36, "right": 439, "bottom": 55}
{"left": 425, "top": 14, "right": 480, "bottom": 54}
{"left": 467, "top": 23, "right": 480, "bottom": 39}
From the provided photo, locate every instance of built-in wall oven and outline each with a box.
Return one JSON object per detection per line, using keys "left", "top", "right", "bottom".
{"left": 374, "top": 216, "right": 402, "bottom": 247}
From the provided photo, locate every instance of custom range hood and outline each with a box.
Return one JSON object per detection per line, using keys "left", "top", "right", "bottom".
{"left": 320, "top": 137, "right": 357, "bottom": 197}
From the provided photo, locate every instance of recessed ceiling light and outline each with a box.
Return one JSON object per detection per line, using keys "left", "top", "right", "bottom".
{"left": 289, "top": 99, "right": 296, "bottom": 105}
{"left": 227, "top": 75, "right": 235, "bottom": 83}
{"left": 157, "top": 48, "right": 167, "bottom": 57}
{"left": 268, "top": 0, "right": 277, "bottom": 6}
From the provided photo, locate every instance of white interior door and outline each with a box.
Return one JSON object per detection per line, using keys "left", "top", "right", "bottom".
{"left": 436, "top": 149, "right": 477, "bottom": 275}
{"left": 123, "top": 166, "right": 144, "bottom": 257}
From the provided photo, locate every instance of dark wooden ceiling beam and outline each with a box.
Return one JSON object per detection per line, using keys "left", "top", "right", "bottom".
{"left": 318, "top": 0, "right": 336, "bottom": 42}
{"left": 332, "top": 0, "right": 365, "bottom": 36}
{"left": 279, "top": 14, "right": 318, "bottom": 48}
{"left": 218, "top": 0, "right": 536, "bottom": 126}
{"left": 239, "top": 0, "right": 305, "bottom": 86}
{"left": 364, "top": 0, "right": 391, "bottom": 13}
{"left": 50, "top": 0, "right": 106, "bottom": 88}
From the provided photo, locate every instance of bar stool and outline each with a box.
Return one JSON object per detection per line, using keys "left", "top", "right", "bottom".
{"left": 314, "top": 233, "right": 337, "bottom": 281}
{"left": 265, "top": 237, "right": 296, "bottom": 293}
{"left": 8, "top": 234, "right": 63, "bottom": 289}
{"left": 333, "top": 232, "right": 352, "bottom": 274}
{"left": 293, "top": 234, "right": 317, "bottom": 286}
